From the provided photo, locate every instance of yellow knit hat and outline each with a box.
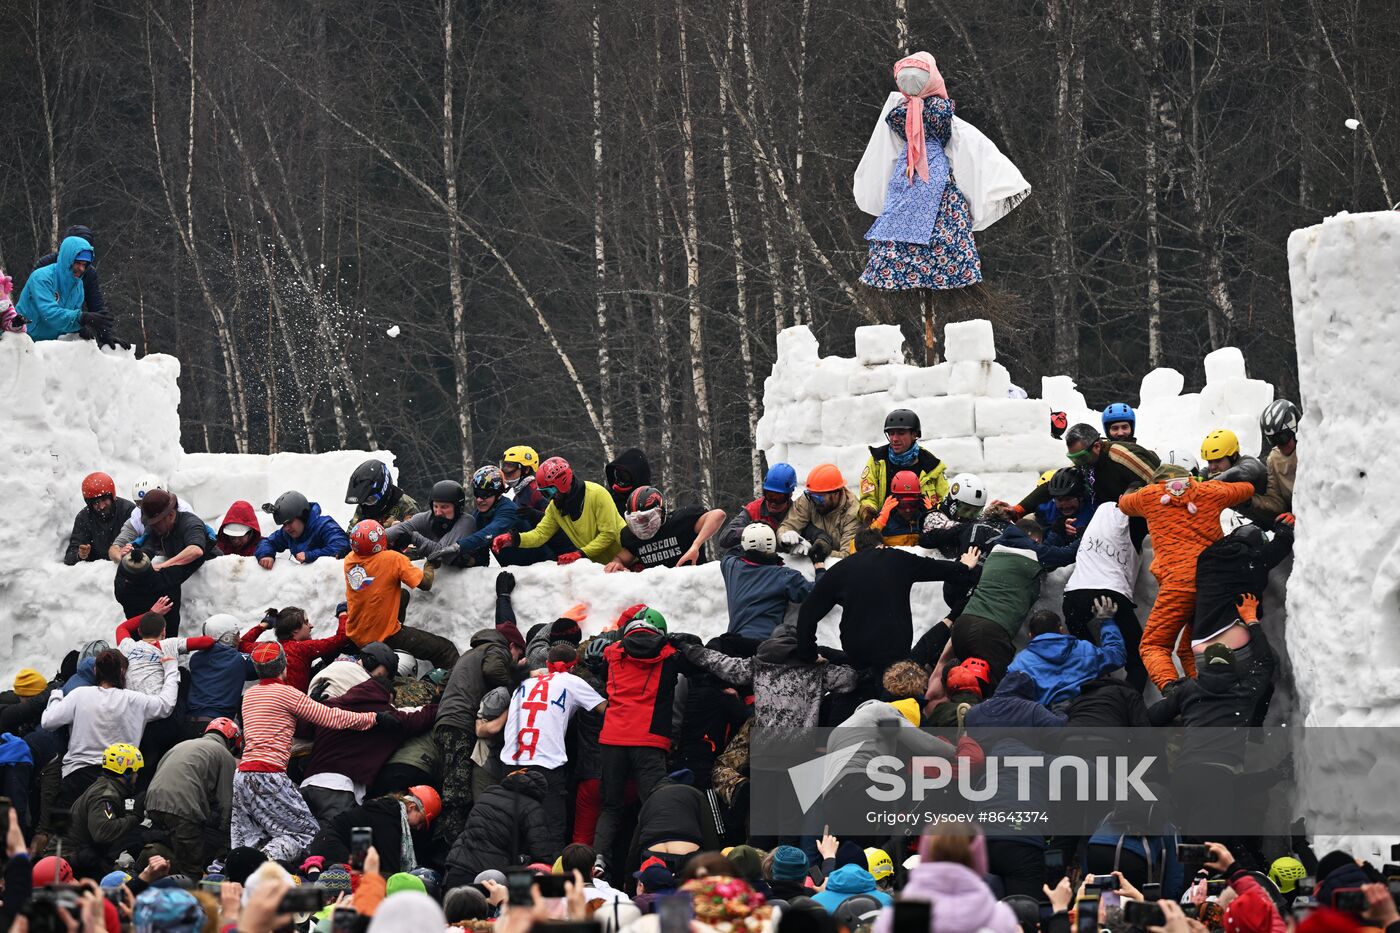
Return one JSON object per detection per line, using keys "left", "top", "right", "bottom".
{"left": 13, "top": 669, "right": 46, "bottom": 698}
{"left": 890, "top": 698, "right": 922, "bottom": 727}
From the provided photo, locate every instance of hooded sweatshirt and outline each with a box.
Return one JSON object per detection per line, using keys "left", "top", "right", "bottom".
{"left": 811, "top": 864, "right": 893, "bottom": 912}
{"left": 17, "top": 235, "right": 92, "bottom": 341}
{"left": 719, "top": 550, "right": 815, "bottom": 640}
{"left": 215, "top": 501, "right": 263, "bottom": 557}
{"left": 1006, "top": 622, "right": 1125, "bottom": 707}
{"left": 872, "top": 862, "right": 1019, "bottom": 933}
{"left": 963, "top": 671, "right": 1067, "bottom": 730}
{"left": 605, "top": 448, "right": 652, "bottom": 515}
{"left": 254, "top": 502, "right": 349, "bottom": 562}
{"left": 1192, "top": 523, "right": 1293, "bottom": 643}
{"left": 599, "top": 628, "right": 684, "bottom": 750}
{"left": 187, "top": 642, "right": 256, "bottom": 720}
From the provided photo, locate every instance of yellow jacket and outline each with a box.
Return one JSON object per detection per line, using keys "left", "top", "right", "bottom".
{"left": 517, "top": 481, "right": 625, "bottom": 563}
{"left": 859, "top": 445, "right": 950, "bottom": 520}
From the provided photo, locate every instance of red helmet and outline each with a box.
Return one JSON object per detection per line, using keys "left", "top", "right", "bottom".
{"left": 350, "top": 520, "right": 387, "bottom": 556}
{"left": 536, "top": 457, "right": 574, "bottom": 497}
{"left": 890, "top": 470, "right": 922, "bottom": 499}
{"left": 82, "top": 471, "right": 116, "bottom": 500}
{"left": 945, "top": 665, "right": 985, "bottom": 698}
{"left": 408, "top": 785, "right": 442, "bottom": 824}
{"left": 33, "top": 856, "right": 74, "bottom": 886}
{"left": 204, "top": 717, "right": 244, "bottom": 754}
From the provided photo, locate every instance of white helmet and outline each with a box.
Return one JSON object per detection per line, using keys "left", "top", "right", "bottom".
{"left": 132, "top": 474, "right": 166, "bottom": 501}
{"left": 202, "top": 613, "right": 242, "bottom": 648}
{"left": 1163, "top": 449, "right": 1200, "bottom": 475}
{"left": 947, "top": 473, "right": 987, "bottom": 520}
{"left": 394, "top": 651, "right": 418, "bottom": 679}
{"left": 740, "top": 522, "right": 777, "bottom": 555}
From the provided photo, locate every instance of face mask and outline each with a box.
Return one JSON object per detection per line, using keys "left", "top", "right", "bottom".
{"left": 1164, "top": 477, "right": 1192, "bottom": 498}
{"left": 626, "top": 508, "right": 663, "bottom": 541}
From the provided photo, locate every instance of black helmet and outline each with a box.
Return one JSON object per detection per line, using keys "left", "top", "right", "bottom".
{"left": 1260, "top": 398, "right": 1301, "bottom": 446}
{"left": 346, "top": 459, "right": 392, "bottom": 506}
{"left": 265, "top": 491, "right": 311, "bottom": 526}
{"left": 358, "top": 641, "right": 399, "bottom": 678}
{"left": 884, "top": 408, "right": 922, "bottom": 436}
{"left": 1047, "top": 467, "right": 1086, "bottom": 499}
{"left": 833, "top": 895, "right": 883, "bottom": 931}
{"left": 1001, "top": 895, "right": 1041, "bottom": 933}
{"left": 429, "top": 480, "right": 467, "bottom": 513}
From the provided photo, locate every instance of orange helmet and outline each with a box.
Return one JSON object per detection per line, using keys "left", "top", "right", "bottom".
{"left": 890, "top": 470, "right": 922, "bottom": 499}
{"left": 408, "top": 785, "right": 441, "bottom": 824}
{"left": 805, "top": 464, "right": 845, "bottom": 494}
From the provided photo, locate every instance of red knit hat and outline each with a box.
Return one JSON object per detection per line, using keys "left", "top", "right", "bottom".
{"left": 251, "top": 641, "right": 287, "bottom": 679}
{"left": 1223, "top": 889, "right": 1277, "bottom": 933}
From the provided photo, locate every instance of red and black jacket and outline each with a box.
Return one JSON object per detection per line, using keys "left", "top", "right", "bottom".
{"left": 598, "top": 629, "right": 689, "bottom": 751}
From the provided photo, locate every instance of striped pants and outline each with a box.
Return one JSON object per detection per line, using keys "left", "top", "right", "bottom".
{"left": 1140, "top": 575, "right": 1198, "bottom": 689}
{"left": 232, "top": 771, "right": 322, "bottom": 861}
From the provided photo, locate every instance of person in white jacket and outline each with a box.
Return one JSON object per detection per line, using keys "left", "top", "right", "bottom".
{"left": 41, "top": 647, "right": 178, "bottom": 811}
{"left": 1061, "top": 503, "right": 1147, "bottom": 691}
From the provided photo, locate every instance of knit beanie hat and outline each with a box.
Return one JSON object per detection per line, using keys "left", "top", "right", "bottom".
{"left": 835, "top": 840, "right": 866, "bottom": 869}
{"left": 251, "top": 642, "right": 287, "bottom": 679}
{"left": 549, "top": 616, "right": 584, "bottom": 645}
{"left": 133, "top": 888, "right": 202, "bottom": 933}
{"left": 496, "top": 621, "right": 527, "bottom": 654}
{"left": 13, "top": 669, "right": 46, "bottom": 697}
{"left": 316, "top": 866, "right": 353, "bottom": 895}
{"left": 726, "top": 845, "right": 763, "bottom": 881}
{"left": 890, "top": 698, "right": 922, "bottom": 727}
{"left": 1315, "top": 850, "right": 1356, "bottom": 884}
{"left": 772, "top": 845, "right": 809, "bottom": 881}
{"left": 140, "top": 489, "right": 177, "bottom": 523}
{"left": 385, "top": 872, "right": 427, "bottom": 896}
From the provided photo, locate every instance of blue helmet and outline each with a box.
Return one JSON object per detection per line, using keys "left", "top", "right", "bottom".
{"left": 134, "top": 888, "right": 202, "bottom": 933}
{"left": 762, "top": 463, "right": 798, "bottom": 495}
{"left": 1101, "top": 403, "right": 1136, "bottom": 431}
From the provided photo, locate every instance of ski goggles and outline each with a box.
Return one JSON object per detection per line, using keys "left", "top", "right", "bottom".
{"left": 361, "top": 491, "right": 383, "bottom": 507}
{"left": 1066, "top": 448, "right": 1093, "bottom": 465}
{"left": 539, "top": 485, "right": 560, "bottom": 501}
{"left": 762, "top": 492, "right": 791, "bottom": 511}
{"left": 805, "top": 491, "right": 828, "bottom": 507}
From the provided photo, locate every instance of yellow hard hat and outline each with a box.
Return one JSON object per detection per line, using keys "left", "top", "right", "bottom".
{"left": 102, "top": 743, "right": 144, "bottom": 776}
{"left": 502, "top": 446, "right": 540, "bottom": 471}
{"left": 1200, "top": 429, "right": 1240, "bottom": 461}
{"left": 865, "top": 847, "right": 893, "bottom": 881}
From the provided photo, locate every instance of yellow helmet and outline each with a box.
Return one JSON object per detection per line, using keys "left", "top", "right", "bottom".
{"left": 102, "top": 743, "right": 144, "bottom": 776}
{"left": 503, "top": 445, "right": 540, "bottom": 471}
{"left": 1037, "top": 469, "right": 1057, "bottom": 487}
{"left": 1200, "top": 429, "right": 1240, "bottom": 461}
{"left": 865, "top": 847, "right": 893, "bottom": 881}
{"left": 1268, "top": 856, "right": 1306, "bottom": 894}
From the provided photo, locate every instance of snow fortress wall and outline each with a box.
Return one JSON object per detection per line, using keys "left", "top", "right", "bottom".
{"left": 756, "top": 321, "right": 1273, "bottom": 504}
{"left": 1287, "top": 211, "right": 1400, "bottom": 857}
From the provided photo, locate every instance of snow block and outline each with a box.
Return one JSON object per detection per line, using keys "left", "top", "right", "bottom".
{"left": 854, "top": 324, "right": 906, "bottom": 365}
{"left": 776, "top": 324, "right": 820, "bottom": 366}
{"left": 797, "top": 356, "right": 863, "bottom": 402}
{"left": 904, "top": 362, "right": 953, "bottom": 398}
{"left": 1139, "top": 367, "right": 1185, "bottom": 402}
{"left": 769, "top": 400, "right": 824, "bottom": 445}
{"left": 820, "top": 393, "right": 893, "bottom": 446}
{"left": 978, "top": 472, "right": 1039, "bottom": 505}
{"left": 847, "top": 366, "right": 901, "bottom": 397}
{"left": 943, "top": 319, "right": 997, "bottom": 362}
{"left": 930, "top": 436, "right": 984, "bottom": 474}
{"left": 948, "top": 361, "right": 1011, "bottom": 398}
{"left": 975, "top": 398, "right": 1050, "bottom": 437}
{"left": 832, "top": 445, "right": 873, "bottom": 491}
{"left": 1203, "top": 346, "right": 1247, "bottom": 384}
{"left": 983, "top": 433, "right": 1067, "bottom": 474}
{"left": 906, "top": 395, "right": 976, "bottom": 439}
{"left": 1198, "top": 378, "right": 1275, "bottom": 425}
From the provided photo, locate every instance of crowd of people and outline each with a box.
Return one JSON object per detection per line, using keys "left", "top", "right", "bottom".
{"left": 10, "top": 285, "right": 1393, "bottom": 933}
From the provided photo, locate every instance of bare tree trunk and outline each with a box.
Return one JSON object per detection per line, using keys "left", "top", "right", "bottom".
{"left": 31, "top": 0, "right": 59, "bottom": 247}
{"left": 894, "top": 0, "right": 909, "bottom": 52}
{"left": 738, "top": 0, "right": 787, "bottom": 335}
{"left": 648, "top": 24, "right": 676, "bottom": 487}
{"left": 1309, "top": 0, "right": 1393, "bottom": 206}
{"left": 721, "top": 0, "right": 762, "bottom": 490}
{"left": 676, "top": 0, "right": 715, "bottom": 504}
{"left": 1136, "top": 0, "right": 1165, "bottom": 367}
{"left": 1046, "top": 0, "right": 1085, "bottom": 375}
{"left": 789, "top": 0, "right": 812, "bottom": 326}
{"left": 144, "top": 6, "right": 250, "bottom": 453}
{"left": 1183, "top": 2, "right": 1234, "bottom": 349}
{"left": 441, "top": 0, "right": 475, "bottom": 475}
{"left": 591, "top": 3, "right": 615, "bottom": 459}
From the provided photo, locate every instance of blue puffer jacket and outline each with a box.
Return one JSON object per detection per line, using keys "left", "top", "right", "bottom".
{"left": 254, "top": 502, "right": 349, "bottom": 562}
{"left": 720, "top": 550, "right": 817, "bottom": 641}
{"left": 1007, "top": 623, "right": 1125, "bottom": 708}
{"left": 186, "top": 644, "right": 256, "bottom": 720}
{"left": 458, "top": 496, "right": 520, "bottom": 559}
{"left": 811, "top": 864, "right": 893, "bottom": 913}
{"left": 18, "top": 235, "right": 91, "bottom": 340}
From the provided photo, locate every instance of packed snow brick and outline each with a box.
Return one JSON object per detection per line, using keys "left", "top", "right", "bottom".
{"left": 983, "top": 433, "right": 1067, "bottom": 474}
{"left": 948, "top": 360, "right": 1011, "bottom": 398}
{"left": 943, "top": 319, "right": 997, "bottom": 362}
{"left": 903, "top": 362, "right": 953, "bottom": 398}
{"left": 974, "top": 398, "right": 1050, "bottom": 437}
{"left": 1040, "top": 374, "right": 1090, "bottom": 416}
{"left": 768, "top": 400, "right": 824, "bottom": 445}
{"left": 796, "top": 356, "right": 863, "bottom": 402}
{"left": 820, "top": 392, "right": 894, "bottom": 444}
{"left": 1203, "top": 346, "right": 1247, "bottom": 385}
{"left": 928, "top": 436, "right": 984, "bottom": 475}
{"left": 847, "top": 364, "right": 917, "bottom": 398}
{"left": 776, "top": 324, "right": 820, "bottom": 365}
{"left": 1139, "top": 367, "right": 1185, "bottom": 403}
{"left": 905, "top": 395, "right": 976, "bottom": 439}
{"left": 854, "top": 324, "right": 906, "bottom": 365}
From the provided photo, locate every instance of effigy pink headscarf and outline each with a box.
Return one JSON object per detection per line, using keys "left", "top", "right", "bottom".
{"left": 893, "top": 52, "right": 948, "bottom": 182}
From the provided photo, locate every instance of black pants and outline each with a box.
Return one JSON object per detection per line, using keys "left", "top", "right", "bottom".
{"left": 593, "top": 746, "right": 668, "bottom": 874}
{"left": 54, "top": 765, "right": 102, "bottom": 818}
{"left": 149, "top": 810, "right": 220, "bottom": 879}
{"left": 114, "top": 556, "right": 206, "bottom": 637}
{"left": 950, "top": 614, "right": 1016, "bottom": 682}
{"left": 301, "top": 784, "right": 358, "bottom": 825}
{"left": 521, "top": 765, "right": 570, "bottom": 855}
{"left": 987, "top": 838, "right": 1048, "bottom": 900}
{"left": 384, "top": 626, "right": 460, "bottom": 671}
{"left": 1063, "top": 588, "right": 1146, "bottom": 691}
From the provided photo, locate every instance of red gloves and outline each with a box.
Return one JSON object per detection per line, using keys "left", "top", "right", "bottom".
{"left": 556, "top": 551, "right": 584, "bottom": 565}
{"left": 490, "top": 532, "right": 516, "bottom": 554}
{"left": 1275, "top": 513, "right": 1295, "bottom": 528}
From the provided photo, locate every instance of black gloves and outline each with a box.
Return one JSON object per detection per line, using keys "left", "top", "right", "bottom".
{"left": 668, "top": 632, "right": 702, "bottom": 650}
{"left": 495, "top": 570, "right": 516, "bottom": 596}
{"left": 375, "top": 710, "right": 399, "bottom": 729}
{"left": 79, "top": 311, "right": 113, "bottom": 332}
{"left": 809, "top": 538, "right": 833, "bottom": 564}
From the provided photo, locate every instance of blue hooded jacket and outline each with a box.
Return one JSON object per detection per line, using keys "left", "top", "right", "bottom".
{"left": 18, "top": 235, "right": 91, "bottom": 340}
{"left": 187, "top": 644, "right": 256, "bottom": 720}
{"left": 963, "top": 671, "right": 1067, "bottom": 729}
{"left": 458, "top": 496, "right": 520, "bottom": 557}
{"left": 63, "top": 657, "right": 98, "bottom": 695}
{"left": 1007, "top": 622, "right": 1125, "bottom": 708}
{"left": 254, "top": 502, "right": 349, "bottom": 562}
{"left": 811, "top": 864, "right": 893, "bottom": 912}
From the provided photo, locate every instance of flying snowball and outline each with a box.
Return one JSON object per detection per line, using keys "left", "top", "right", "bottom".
{"left": 386, "top": 325, "right": 401, "bottom": 338}
{"left": 1345, "top": 118, "right": 1360, "bottom": 130}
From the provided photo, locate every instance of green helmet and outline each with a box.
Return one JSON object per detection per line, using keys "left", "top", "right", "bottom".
{"left": 1268, "top": 856, "right": 1307, "bottom": 894}
{"left": 623, "top": 607, "right": 668, "bottom": 635}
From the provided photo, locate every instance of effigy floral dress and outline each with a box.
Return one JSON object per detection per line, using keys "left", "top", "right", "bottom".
{"left": 859, "top": 97, "right": 982, "bottom": 291}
